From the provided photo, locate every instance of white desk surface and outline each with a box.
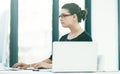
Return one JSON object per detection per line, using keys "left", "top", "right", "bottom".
{"left": 0, "top": 70, "right": 120, "bottom": 74}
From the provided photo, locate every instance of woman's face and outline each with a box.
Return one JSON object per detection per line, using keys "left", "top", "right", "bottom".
{"left": 59, "top": 9, "right": 74, "bottom": 28}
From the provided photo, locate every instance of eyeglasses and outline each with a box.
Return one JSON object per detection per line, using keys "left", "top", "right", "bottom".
{"left": 59, "top": 14, "right": 72, "bottom": 18}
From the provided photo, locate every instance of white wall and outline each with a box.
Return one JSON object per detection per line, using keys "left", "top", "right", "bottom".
{"left": 92, "top": 0, "right": 118, "bottom": 71}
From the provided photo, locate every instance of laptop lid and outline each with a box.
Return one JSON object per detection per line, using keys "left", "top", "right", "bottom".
{"left": 52, "top": 41, "right": 98, "bottom": 72}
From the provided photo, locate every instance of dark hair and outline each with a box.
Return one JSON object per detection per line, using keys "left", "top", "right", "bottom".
{"left": 62, "top": 3, "right": 87, "bottom": 22}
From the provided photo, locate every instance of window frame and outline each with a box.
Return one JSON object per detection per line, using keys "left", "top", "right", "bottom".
{"left": 10, "top": 0, "right": 18, "bottom": 67}
{"left": 118, "top": 0, "right": 120, "bottom": 70}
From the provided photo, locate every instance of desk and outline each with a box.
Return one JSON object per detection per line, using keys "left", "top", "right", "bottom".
{"left": 0, "top": 70, "right": 120, "bottom": 74}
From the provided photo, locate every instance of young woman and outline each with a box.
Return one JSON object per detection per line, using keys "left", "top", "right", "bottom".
{"left": 12, "top": 3, "right": 92, "bottom": 69}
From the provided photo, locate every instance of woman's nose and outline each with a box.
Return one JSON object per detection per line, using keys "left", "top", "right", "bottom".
{"left": 59, "top": 17, "right": 63, "bottom": 21}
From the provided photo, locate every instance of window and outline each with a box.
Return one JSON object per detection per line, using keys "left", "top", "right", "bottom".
{"left": 18, "top": 0, "right": 52, "bottom": 64}
{"left": 0, "top": 0, "right": 10, "bottom": 67}
{"left": 16, "top": 0, "right": 90, "bottom": 65}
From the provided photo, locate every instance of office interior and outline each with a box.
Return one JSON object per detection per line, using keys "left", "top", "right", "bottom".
{"left": 0, "top": 0, "right": 120, "bottom": 73}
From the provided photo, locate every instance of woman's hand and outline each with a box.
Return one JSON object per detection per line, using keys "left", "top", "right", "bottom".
{"left": 12, "top": 62, "right": 30, "bottom": 70}
{"left": 32, "top": 62, "right": 52, "bottom": 69}
{"left": 12, "top": 59, "right": 52, "bottom": 69}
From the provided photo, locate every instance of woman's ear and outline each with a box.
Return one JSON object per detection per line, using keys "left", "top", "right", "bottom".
{"left": 73, "top": 14, "right": 78, "bottom": 21}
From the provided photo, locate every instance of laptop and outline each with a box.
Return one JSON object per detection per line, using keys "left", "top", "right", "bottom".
{"left": 52, "top": 41, "right": 98, "bottom": 73}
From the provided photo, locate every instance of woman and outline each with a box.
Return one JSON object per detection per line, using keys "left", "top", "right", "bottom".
{"left": 59, "top": 3, "right": 92, "bottom": 41}
{"left": 12, "top": 3, "right": 92, "bottom": 69}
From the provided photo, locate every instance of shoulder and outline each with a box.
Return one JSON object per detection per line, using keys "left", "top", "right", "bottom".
{"left": 80, "top": 31, "right": 92, "bottom": 41}
{"left": 59, "top": 33, "right": 69, "bottom": 41}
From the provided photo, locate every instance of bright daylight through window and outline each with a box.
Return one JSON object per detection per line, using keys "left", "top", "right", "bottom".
{"left": 18, "top": 0, "right": 52, "bottom": 64}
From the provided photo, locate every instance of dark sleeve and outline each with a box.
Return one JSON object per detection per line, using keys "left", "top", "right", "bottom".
{"left": 49, "top": 55, "right": 52, "bottom": 60}
{"left": 83, "top": 32, "right": 92, "bottom": 41}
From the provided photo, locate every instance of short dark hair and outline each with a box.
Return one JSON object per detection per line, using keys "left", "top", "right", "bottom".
{"left": 62, "top": 3, "right": 87, "bottom": 22}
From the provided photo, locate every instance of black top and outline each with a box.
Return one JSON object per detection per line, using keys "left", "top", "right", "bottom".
{"left": 49, "top": 31, "right": 92, "bottom": 60}
{"left": 59, "top": 31, "right": 92, "bottom": 41}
